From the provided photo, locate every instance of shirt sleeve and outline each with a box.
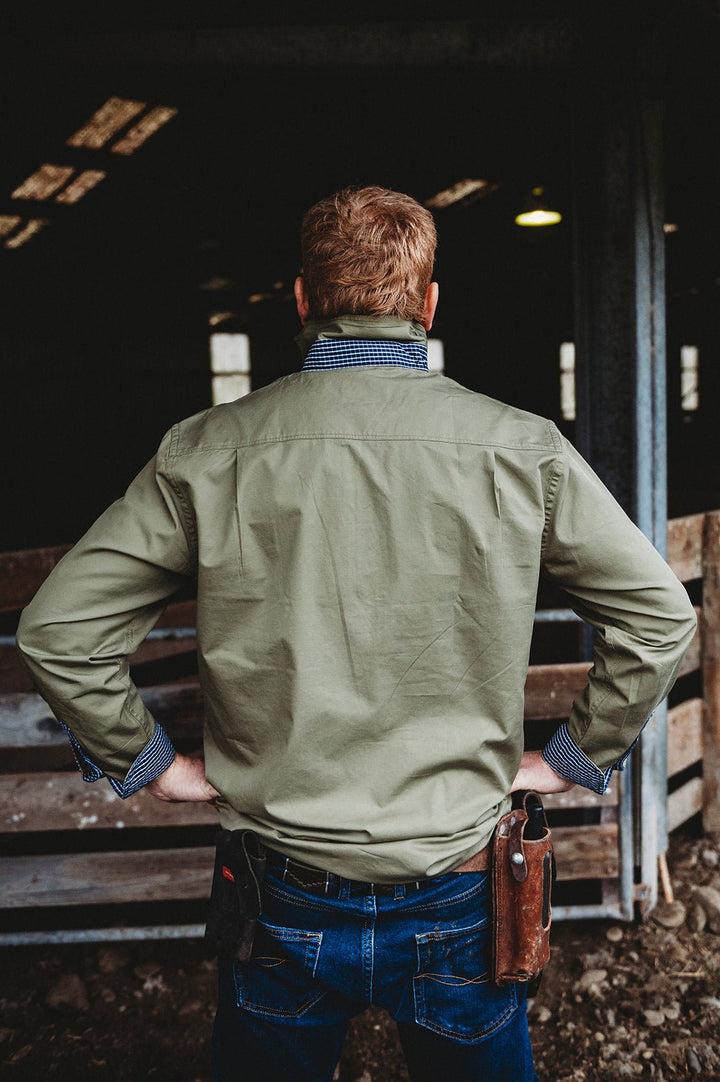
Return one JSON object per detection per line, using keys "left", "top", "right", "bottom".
{"left": 539, "top": 433, "right": 697, "bottom": 794}
{"left": 16, "top": 426, "right": 196, "bottom": 796}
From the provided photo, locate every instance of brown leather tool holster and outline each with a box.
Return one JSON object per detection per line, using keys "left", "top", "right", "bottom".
{"left": 492, "top": 790, "right": 554, "bottom": 987}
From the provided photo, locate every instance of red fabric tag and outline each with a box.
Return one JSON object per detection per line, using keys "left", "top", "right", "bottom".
{"left": 222, "top": 865, "right": 235, "bottom": 883}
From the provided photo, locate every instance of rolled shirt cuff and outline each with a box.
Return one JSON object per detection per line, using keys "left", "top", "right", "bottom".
{"left": 58, "top": 720, "right": 176, "bottom": 799}
{"left": 542, "top": 722, "right": 621, "bottom": 795}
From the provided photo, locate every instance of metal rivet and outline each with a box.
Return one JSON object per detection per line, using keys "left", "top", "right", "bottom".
{"left": 511, "top": 852, "right": 525, "bottom": 865}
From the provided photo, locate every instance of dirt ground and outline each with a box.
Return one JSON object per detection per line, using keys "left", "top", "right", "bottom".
{"left": 3, "top": 830, "right": 720, "bottom": 1082}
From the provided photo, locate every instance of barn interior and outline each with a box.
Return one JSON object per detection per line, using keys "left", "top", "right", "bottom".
{"left": 2, "top": 2, "right": 720, "bottom": 941}
{"left": 1, "top": 2, "right": 719, "bottom": 554}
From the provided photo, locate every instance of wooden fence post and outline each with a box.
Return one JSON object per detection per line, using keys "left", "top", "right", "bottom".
{"left": 702, "top": 510, "right": 720, "bottom": 837}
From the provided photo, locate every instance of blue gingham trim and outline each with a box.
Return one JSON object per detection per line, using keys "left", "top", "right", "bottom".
{"left": 59, "top": 720, "right": 176, "bottom": 799}
{"left": 302, "top": 337, "right": 428, "bottom": 371}
{"left": 543, "top": 715, "right": 653, "bottom": 795}
{"left": 542, "top": 722, "right": 616, "bottom": 795}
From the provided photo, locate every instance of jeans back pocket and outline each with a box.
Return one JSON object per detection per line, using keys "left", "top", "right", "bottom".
{"left": 413, "top": 917, "right": 519, "bottom": 1044}
{"left": 233, "top": 920, "right": 325, "bottom": 1020}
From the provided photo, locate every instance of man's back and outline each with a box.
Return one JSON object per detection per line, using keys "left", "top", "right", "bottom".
{"left": 171, "top": 361, "right": 559, "bottom": 880}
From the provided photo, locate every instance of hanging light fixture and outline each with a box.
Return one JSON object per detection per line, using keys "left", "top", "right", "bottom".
{"left": 515, "top": 186, "right": 562, "bottom": 227}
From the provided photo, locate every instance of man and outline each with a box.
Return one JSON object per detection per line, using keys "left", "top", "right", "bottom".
{"left": 18, "top": 186, "right": 696, "bottom": 1082}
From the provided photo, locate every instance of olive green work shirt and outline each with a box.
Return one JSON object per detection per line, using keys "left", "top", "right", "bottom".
{"left": 17, "top": 318, "right": 697, "bottom": 883}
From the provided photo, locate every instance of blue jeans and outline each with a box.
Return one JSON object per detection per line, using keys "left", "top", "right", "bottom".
{"left": 212, "top": 855, "right": 538, "bottom": 1081}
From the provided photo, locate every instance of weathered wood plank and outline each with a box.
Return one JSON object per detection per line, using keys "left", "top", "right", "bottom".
{"left": 156, "top": 600, "right": 197, "bottom": 628}
{"left": 668, "top": 776, "right": 703, "bottom": 833}
{"left": 0, "top": 545, "right": 72, "bottom": 613}
{"left": 0, "top": 825, "right": 614, "bottom": 908}
{"left": 552, "top": 823, "right": 619, "bottom": 881}
{"left": 543, "top": 787, "right": 618, "bottom": 811}
{"left": 667, "top": 513, "right": 704, "bottom": 583}
{"left": 0, "top": 770, "right": 614, "bottom": 834}
{"left": 130, "top": 637, "right": 197, "bottom": 667}
{"left": 702, "top": 509, "right": 720, "bottom": 834}
{"left": 0, "top": 771, "right": 220, "bottom": 832}
{"left": 0, "top": 847, "right": 214, "bottom": 907}
{"left": 0, "top": 682, "right": 204, "bottom": 751}
{"left": 524, "top": 662, "right": 591, "bottom": 719}
{"left": 667, "top": 698, "right": 703, "bottom": 778}
{"left": 0, "top": 646, "right": 34, "bottom": 694}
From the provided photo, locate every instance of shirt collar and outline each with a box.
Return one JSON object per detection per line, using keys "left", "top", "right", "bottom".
{"left": 296, "top": 315, "right": 428, "bottom": 372}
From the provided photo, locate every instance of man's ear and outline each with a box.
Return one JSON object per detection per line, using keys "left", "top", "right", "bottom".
{"left": 294, "top": 276, "right": 311, "bottom": 325}
{"left": 422, "top": 282, "right": 439, "bottom": 331}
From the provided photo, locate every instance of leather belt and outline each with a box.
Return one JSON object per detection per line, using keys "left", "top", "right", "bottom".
{"left": 453, "top": 844, "right": 491, "bottom": 873}
{"left": 264, "top": 842, "right": 491, "bottom": 898}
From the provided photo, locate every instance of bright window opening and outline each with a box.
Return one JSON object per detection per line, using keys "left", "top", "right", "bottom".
{"left": 559, "top": 341, "right": 576, "bottom": 421}
{"left": 681, "top": 345, "right": 699, "bottom": 412}
{"left": 56, "top": 170, "right": 107, "bottom": 205}
{"left": 5, "top": 219, "right": 48, "bottom": 249}
{"left": 210, "top": 333, "right": 251, "bottom": 405}
{"left": 0, "top": 215, "right": 21, "bottom": 237}
{"left": 112, "top": 106, "right": 179, "bottom": 156}
{"left": 12, "top": 164, "right": 74, "bottom": 201}
{"left": 67, "top": 97, "right": 146, "bottom": 150}
{"left": 427, "top": 339, "right": 445, "bottom": 373}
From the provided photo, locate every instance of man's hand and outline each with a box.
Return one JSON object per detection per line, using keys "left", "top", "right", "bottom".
{"left": 146, "top": 752, "right": 221, "bottom": 803}
{"left": 510, "top": 750, "right": 575, "bottom": 795}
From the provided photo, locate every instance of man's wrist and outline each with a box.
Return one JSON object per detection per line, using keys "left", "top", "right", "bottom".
{"left": 541, "top": 723, "right": 614, "bottom": 795}
{"left": 146, "top": 752, "right": 221, "bottom": 803}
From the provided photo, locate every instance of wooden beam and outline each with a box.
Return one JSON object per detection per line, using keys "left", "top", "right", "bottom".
{"left": 0, "top": 646, "right": 34, "bottom": 695}
{"left": 543, "top": 787, "right": 618, "bottom": 812}
{"left": 0, "top": 847, "right": 213, "bottom": 908}
{"left": 0, "top": 827, "right": 615, "bottom": 908}
{"left": 524, "top": 662, "right": 591, "bottom": 719}
{"left": 668, "top": 777, "right": 703, "bottom": 833}
{"left": 552, "top": 823, "right": 619, "bottom": 881}
{"left": 4, "top": 18, "right": 582, "bottom": 71}
{"left": 0, "top": 545, "right": 71, "bottom": 613}
{"left": 667, "top": 513, "right": 704, "bottom": 583}
{"left": 155, "top": 600, "right": 197, "bottom": 628}
{"left": 0, "top": 768, "right": 619, "bottom": 833}
{"left": 667, "top": 698, "right": 703, "bottom": 778}
{"left": 0, "top": 771, "right": 219, "bottom": 833}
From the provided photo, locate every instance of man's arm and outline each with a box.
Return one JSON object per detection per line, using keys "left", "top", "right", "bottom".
{"left": 16, "top": 428, "right": 215, "bottom": 801}
{"left": 536, "top": 433, "right": 697, "bottom": 794}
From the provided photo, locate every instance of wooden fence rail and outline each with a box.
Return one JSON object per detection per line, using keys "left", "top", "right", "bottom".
{"left": 0, "top": 510, "right": 716, "bottom": 939}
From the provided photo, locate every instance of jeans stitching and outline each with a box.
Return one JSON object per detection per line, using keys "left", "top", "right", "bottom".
{"left": 412, "top": 915, "right": 518, "bottom": 1043}
{"left": 416, "top": 916, "right": 490, "bottom": 942}
{"left": 412, "top": 981, "right": 519, "bottom": 1043}
{"left": 233, "top": 926, "right": 326, "bottom": 1019}
{"left": 402, "top": 880, "right": 487, "bottom": 914}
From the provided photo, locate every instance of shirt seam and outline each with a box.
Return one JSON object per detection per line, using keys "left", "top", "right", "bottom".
{"left": 162, "top": 427, "right": 199, "bottom": 564}
{"left": 171, "top": 435, "right": 559, "bottom": 456}
{"left": 540, "top": 451, "right": 565, "bottom": 561}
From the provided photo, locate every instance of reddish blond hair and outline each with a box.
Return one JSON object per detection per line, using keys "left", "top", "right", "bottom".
{"left": 300, "top": 186, "right": 437, "bottom": 322}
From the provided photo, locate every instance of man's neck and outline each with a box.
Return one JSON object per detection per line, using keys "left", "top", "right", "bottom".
{"left": 296, "top": 315, "right": 427, "bottom": 360}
